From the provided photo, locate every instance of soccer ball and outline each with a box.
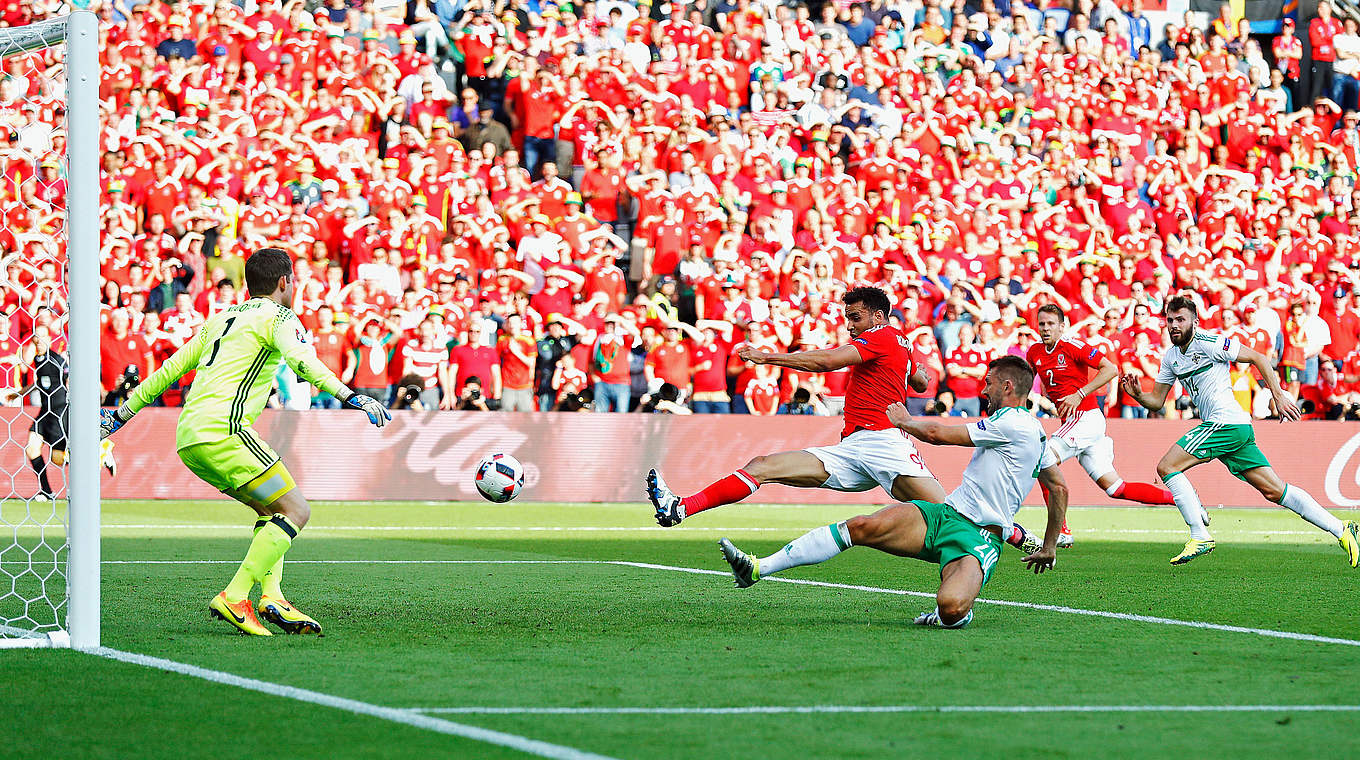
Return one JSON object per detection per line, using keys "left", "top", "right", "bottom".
{"left": 475, "top": 453, "right": 525, "bottom": 503}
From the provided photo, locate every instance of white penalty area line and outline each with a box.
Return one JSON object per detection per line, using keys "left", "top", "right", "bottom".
{"left": 408, "top": 704, "right": 1360, "bottom": 716}
{"left": 82, "top": 559, "right": 1360, "bottom": 649}
{"left": 86, "top": 647, "right": 620, "bottom": 760}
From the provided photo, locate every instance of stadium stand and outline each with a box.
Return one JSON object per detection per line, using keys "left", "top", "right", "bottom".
{"left": 3, "top": 0, "right": 1359, "bottom": 417}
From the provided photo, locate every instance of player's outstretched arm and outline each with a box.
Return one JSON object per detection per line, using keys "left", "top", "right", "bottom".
{"left": 737, "top": 343, "right": 862, "bottom": 373}
{"left": 1238, "top": 345, "right": 1300, "bottom": 422}
{"left": 1024, "top": 465, "right": 1068, "bottom": 574}
{"left": 102, "top": 328, "right": 210, "bottom": 438}
{"left": 885, "top": 402, "right": 975, "bottom": 447}
{"left": 1120, "top": 374, "right": 1171, "bottom": 412}
{"left": 272, "top": 310, "right": 390, "bottom": 428}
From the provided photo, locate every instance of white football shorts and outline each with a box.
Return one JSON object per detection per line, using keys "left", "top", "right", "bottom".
{"left": 805, "top": 427, "right": 935, "bottom": 495}
{"left": 1039, "top": 408, "right": 1116, "bottom": 480}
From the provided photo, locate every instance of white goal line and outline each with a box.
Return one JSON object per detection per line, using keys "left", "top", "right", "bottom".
{"left": 88, "top": 647, "right": 619, "bottom": 760}
{"left": 51, "top": 558, "right": 1360, "bottom": 648}
{"left": 407, "top": 704, "right": 1360, "bottom": 716}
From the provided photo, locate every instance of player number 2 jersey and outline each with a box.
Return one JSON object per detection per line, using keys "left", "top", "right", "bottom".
{"left": 1026, "top": 338, "right": 1104, "bottom": 412}
{"left": 948, "top": 406, "right": 1047, "bottom": 530}
{"left": 126, "top": 298, "right": 348, "bottom": 450}
{"left": 842, "top": 325, "right": 914, "bottom": 438}
{"left": 1154, "top": 331, "right": 1250, "bottom": 425}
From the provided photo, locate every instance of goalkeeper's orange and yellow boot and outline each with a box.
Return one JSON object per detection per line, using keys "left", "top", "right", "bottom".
{"left": 209, "top": 592, "right": 272, "bottom": 636}
{"left": 258, "top": 597, "right": 322, "bottom": 635}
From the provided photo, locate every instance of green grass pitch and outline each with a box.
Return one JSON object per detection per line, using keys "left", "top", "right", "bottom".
{"left": 4, "top": 500, "right": 1360, "bottom": 759}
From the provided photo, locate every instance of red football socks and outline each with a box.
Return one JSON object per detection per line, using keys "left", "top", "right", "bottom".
{"left": 1111, "top": 481, "right": 1175, "bottom": 505}
{"left": 681, "top": 469, "right": 759, "bottom": 516}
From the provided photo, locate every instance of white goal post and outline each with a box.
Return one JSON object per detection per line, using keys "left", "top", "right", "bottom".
{"left": 0, "top": 11, "right": 99, "bottom": 650}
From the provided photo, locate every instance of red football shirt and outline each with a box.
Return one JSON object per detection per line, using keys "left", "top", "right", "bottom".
{"left": 1026, "top": 338, "right": 1106, "bottom": 413}
{"left": 842, "top": 325, "right": 914, "bottom": 438}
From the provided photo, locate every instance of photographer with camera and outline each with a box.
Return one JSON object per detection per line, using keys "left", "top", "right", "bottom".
{"left": 456, "top": 375, "right": 492, "bottom": 411}
{"left": 390, "top": 373, "right": 430, "bottom": 411}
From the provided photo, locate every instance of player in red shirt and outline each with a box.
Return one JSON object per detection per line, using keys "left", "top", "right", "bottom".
{"left": 646, "top": 287, "right": 944, "bottom": 526}
{"left": 1026, "top": 304, "right": 1174, "bottom": 546}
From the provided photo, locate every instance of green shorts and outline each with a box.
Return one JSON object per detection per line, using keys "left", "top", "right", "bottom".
{"left": 178, "top": 432, "right": 297, "bottom": 509}
{"left": 1175, "top": 422, "right": 1272, "bottom": 479}
{"left": 911, "top": 500, "right": 1003, "bottom": 586}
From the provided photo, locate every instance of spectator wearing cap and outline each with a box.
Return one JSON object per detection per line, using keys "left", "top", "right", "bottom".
{"left": 535, "top": 314, "right": 581, "bottom": 412}
{"left": 155, "top": 16, "right": 198, "bottom": 61}
{"left": 286, "top": 158, "right": 325, "bottom": 209}
{"left": 1275, "top": 18, "right": 1304, "bottom": 106}
{"left": 344, "top": 314, "right": 399, "bottom": 404}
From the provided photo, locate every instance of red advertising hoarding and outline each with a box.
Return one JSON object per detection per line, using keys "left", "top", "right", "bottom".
{"left": 16, "top": 409, "right": 1360, "bottom": 508}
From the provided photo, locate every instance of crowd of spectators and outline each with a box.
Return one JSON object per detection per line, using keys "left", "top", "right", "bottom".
{"left": 2, "top": 0, "right": 1360, "bottom": 420}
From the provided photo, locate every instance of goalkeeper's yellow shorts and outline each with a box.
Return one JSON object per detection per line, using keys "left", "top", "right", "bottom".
{"left": 178, "top": 432, "right": 297, "bottom": 510}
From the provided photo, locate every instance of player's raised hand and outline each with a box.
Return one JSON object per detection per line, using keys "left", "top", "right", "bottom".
{"left": 885, "top": 401, "right": 912, "bottom": 428}
{"left": 347, "top": 394, "right": 392, "bottom": 428}
{"left": 1022, "top": 546, "right": 1057, "bottom": 574}
{"left": 736, "top": 345, "right": 767, "bottom": 365}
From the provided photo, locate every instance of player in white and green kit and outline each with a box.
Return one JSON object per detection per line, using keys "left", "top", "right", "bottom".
{"left": 718, "top": 356, "right": 1069, "bottom": 628}
{"left": 1121, "top": 295, "right": 1360, "bottom": 566}
{"left": 100, "top": 248, "right": 391, "bottom": 635}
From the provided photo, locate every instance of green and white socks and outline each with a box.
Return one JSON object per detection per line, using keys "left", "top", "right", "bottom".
{"left": 1280, "top": 484, "right": 1343, "bottom": 538}
{"left": 758, "top": 522, "right": 852, "bottom": 577}
{"left": 1163, "top": 474, "right": 1342, "bottom": 540}
{"left": 1163, "top": 472, "right": 1212, "bottom": 541}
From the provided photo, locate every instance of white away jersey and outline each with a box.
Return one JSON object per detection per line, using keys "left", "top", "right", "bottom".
{"left": 1154, "top": 331, "right": 1250, "bottom": 424}
{"left": 948, "top": 407, "right": 1047, "bottom": 530}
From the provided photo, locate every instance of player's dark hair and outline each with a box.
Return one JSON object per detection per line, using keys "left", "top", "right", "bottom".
{"left": 988, "top": 355, "right": 1035, "bottom": 396}
{"left": 1164, "top": 295, "right": 1198, "bottom": 317}
{"left": 1036, "top": 303, "right": 1066, "bottom": 322}
{"left": 842, "top": 286, "right": 892, "bottom": 317}
{"left": 245, "top": 247, "right": 293, "bottom": 297}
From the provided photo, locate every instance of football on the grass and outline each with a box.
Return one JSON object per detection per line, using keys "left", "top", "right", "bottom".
{"left": 475, "top": 453, "right": 525, "bottom": 502}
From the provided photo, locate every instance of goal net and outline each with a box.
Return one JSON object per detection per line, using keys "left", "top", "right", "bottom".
{"left": 0, "top": 12, "right": 100, "bottom": 650}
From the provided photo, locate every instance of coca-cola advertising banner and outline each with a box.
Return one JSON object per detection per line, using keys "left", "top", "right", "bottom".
{"left": 16, "top": 409, "right": 1360, "bottom": 509}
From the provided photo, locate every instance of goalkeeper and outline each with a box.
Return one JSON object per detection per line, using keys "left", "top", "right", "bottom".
{"left": 101, "top": 248, "right": 390, "bottom": 636}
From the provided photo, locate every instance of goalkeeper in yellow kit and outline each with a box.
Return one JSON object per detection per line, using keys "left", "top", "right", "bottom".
{"left": 99, "top": 249, "right": 390, "bottom": 636}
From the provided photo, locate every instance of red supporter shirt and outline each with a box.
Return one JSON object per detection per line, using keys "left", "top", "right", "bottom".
{"left": 100, "top": 331, "right": 154, "bottom": 391}
{"left": 691, "top": 343, "right": 729, "bottom": 393}
{"left": 842, "top": 325, "right": 914, "bottom": 438}
{"left": 592, "top": 333, "right": 633, "bottom": 384}
{"left": 647, "top": 342, "right": 691, "bottom": 387}
{"left": 1026, "top": 338, "right": 1106, "bottom": 413}
{"left": 449, "top": 344, "right": 498, "bottom": 392}
{"left": 497, "top": 334, "right": 536, "bottom": 391}
{"left": 312, "top": 329, "right": 348, "bottom": 377}
{"left": 947, "top": 346, "right": 989, "bottom": 400}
